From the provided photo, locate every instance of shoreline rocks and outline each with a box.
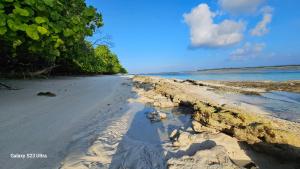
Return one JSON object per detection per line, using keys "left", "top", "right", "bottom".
{"left": 133, "top": 75, "right": 300, "bottom": 165}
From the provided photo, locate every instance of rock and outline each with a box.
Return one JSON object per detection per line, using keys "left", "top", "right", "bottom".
{"left": 169, "top": 129, "right": 179, "bottom": 140}
{"left": 146, "top": 110, "right": 167, "bottom": 122}
{"left": 37, "top": 91, "right": 56, "bottom": 97}
{"left": 158, "top": 112, "right": 167, "bottom": 119}
{"left": 192, "top": 120, "right": 218, "bottom": 133}
{"left": 153, "top": 98, "right": 175, "bottom": 108}
{"left": 186, "top": 127, "right": 193, "bottom": 132}
{"left": 167, "top": 145, "right": 241, "bottom": 169}
{"left": 173, "top": 132, "right": 192, "bottom": 147}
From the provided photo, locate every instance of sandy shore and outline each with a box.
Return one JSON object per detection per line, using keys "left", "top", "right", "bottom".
{"left": 0, "top": 76, "right": 136, "bottom": 169}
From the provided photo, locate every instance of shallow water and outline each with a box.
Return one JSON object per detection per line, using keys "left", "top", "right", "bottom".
{"left": 126, "top": 105, "right": 192, "bottom": 144}
{"left": 226, "top": 91, "right": 300, "bottom": 122}
{"left": 108, "top": 105, "right": 192, "bottom": 169}
{"left": 147, "top": 69, "right": 300, "bottom": 81}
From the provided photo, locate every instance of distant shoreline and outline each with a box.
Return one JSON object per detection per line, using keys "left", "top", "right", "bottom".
{"left": 141, "top": 65, "right": 300, "bottom": 75}
{"left": 197, "top": 65, "right": 300, "bottom": 72}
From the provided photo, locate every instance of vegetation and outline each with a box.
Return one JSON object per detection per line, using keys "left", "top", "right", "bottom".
{"left": 0, "top": 0, "right": 126, "bottom": 76}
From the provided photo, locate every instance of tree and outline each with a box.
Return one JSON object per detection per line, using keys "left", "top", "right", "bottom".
{"left": 0, "top": 0, "right": 102, "bottom": 73}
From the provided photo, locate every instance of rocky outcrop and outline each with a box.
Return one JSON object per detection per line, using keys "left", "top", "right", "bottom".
{"left": 133, "top": 76, "right": 300, "bottom": 160}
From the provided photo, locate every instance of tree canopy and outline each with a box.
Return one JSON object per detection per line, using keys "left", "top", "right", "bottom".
{"left": 0, "top": 0, "right": 126, "bottom": 75}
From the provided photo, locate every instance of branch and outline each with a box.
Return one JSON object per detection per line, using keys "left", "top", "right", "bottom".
{"left": 0, "top": 82, "right": 19, "bottom": 90}
{"left": 28, "top": 65, "right": 58, "bottom": 77}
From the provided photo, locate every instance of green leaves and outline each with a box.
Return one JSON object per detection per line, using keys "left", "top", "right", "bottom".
{"left": 37, "top": 26, "right": 48, "bottom": 35}
{"left": 25, "top": 25, "right": 39, "bottom": 40}
{"left": 0, "top": 26, "right": 7, "bottom": 35}
{"left": 83, "top": 7, "right": 95, "bottom": 17}
{"left": 7, "top": 19, "right": 17, "bottom": 31}
{"left": 63, "top": 28, "right": 74, "bottom": 37}
{"left": 43, "top": 0, "right": 54, "bottom": 7}
{"left": 0, "top": 15, "right": 6, "bottom": 26}
{"left": 24, "top": 0, "right": 36, "bottom": 5}
{"left": 35, "top": 17, "right": 47, "bottom": 24}
{"left": 13, "top": 7, "right": 30, "bottom": 16}
{"left": 13, "top": 39, "right": 22, "bottom": 48}
{"left": 0, "top": 0, "right": 119, "bottom": 75}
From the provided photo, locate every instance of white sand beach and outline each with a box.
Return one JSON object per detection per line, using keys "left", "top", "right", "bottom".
{"left": 0, "top": 76, "right": 137, "bottom": 169}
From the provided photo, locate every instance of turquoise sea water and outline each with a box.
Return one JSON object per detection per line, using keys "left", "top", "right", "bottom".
{"left": 146, "top": 69, "right": 300, "bottom": 81}
{"left": 145, "top": 68, "right": 300, "bottom": 122}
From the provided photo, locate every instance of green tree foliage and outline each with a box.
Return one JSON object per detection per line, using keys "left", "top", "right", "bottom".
{"left": 70, "top": 44, "right": 127, "bottom": 74}
{"left": 0, "top": 0, "right": 126, "bottom": 75}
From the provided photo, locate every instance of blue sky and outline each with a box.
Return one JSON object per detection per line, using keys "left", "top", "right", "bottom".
{"left": 86, "top": 0, "right": 300, "bottom": 73}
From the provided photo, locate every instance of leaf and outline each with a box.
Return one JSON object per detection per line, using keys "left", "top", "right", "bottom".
{"left": 50, "top": 11, "right": 60, "bottom": 20}
{"left": 54, "top": 38, "right": 64, "bottom": 48}
{"left": 16, "top": 23, "right": 27, "bottom": 31}
{"left": 25, "top": 25, "right": 39, "bottom": 40}
{"left": 4, "top": 0, "right": 14, "bottom": 2}
{"left": 7, "top": 19, "right": 17, "bottom": 31}
{"left": 83, "top": 7, "right": 95, "bottom": 17}
{"left": 35, "top": 17, "right": 47, "bottom": 24}
{"left": 50, "top": 49, "right": 60, "bottom": 56}
{"left": 63, "top": 28, "right": 74, "bottom": 37}
{"left": 0, "top": 15, "right": 5, "bottom": 26}
{"left": 0, "top": 3, "right": 4, "bottom": 9}
{"left": 13, "top": 39, "right": 22, "bottom": 48}
{"left": 37, "top": 26, "right": 48, "bottom": 35}
{"left": 24, "top": 0, "right": 35, "bottom": 5}
{"left": 13, "top": 7, "right": 30, "bottom": 16}
{"left": 0, "top": 26, "right": 7, "bottom": 35}
{"left": 43, "top": 0, "right": 54, "bottom": 7}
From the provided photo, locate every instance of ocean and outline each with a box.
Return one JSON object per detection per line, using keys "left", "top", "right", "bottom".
{"left": 146, "top": 67, "right": 300, "bottom": 81}
{"left": 144, "top": 66, "right": 300, "bottom": 122}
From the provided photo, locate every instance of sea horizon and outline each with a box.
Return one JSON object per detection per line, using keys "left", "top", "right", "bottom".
{"left": 143, "top": 65, "right": 300, "bottom": 81}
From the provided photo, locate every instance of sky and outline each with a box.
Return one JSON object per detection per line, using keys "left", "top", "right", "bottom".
{"left": 86, "top": 0, "right": 300, "bottom": 74}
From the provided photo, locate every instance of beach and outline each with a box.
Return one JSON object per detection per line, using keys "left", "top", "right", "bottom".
{"left": 0, "top": 76, "right": 137, "bottom": 169}
{"left": 1, "top": 75, "right": 300, "bottom": 169}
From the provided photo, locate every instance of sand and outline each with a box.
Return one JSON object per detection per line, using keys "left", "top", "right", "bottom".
{"left": 0, "top": 75, "right": 136, "bottom": 169}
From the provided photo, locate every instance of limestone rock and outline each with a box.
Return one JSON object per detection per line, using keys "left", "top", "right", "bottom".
{"left": 167, "top": 145, "right": 241, "bottom": 169}
{"left": 173, "top": 132, "right": 192, "bottom": 147}
{"left": 192, "top": 120, "right": 218, "bottom": 133}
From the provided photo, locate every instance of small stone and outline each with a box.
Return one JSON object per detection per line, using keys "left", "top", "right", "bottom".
{"left": 170, "top": 129, "right": 179, "bottom": 140}
{"left": 158, "top": 112, "right": 167, "bottom": 119}
{"left": 37, "top": 91, "right": 56, "bottom": 97}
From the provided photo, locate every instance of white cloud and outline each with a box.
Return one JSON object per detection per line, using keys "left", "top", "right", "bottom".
{"left": 251, "top": 6, "right": 273, "bottom": 36}
{"left": 183, "top": 4, "right": 245, "bottom": 48}
{"left": 230, "top": 42, "right": 265, "bottom": 60}
{"left": 218, "top": 0, "right": 265, "bottom": 14}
